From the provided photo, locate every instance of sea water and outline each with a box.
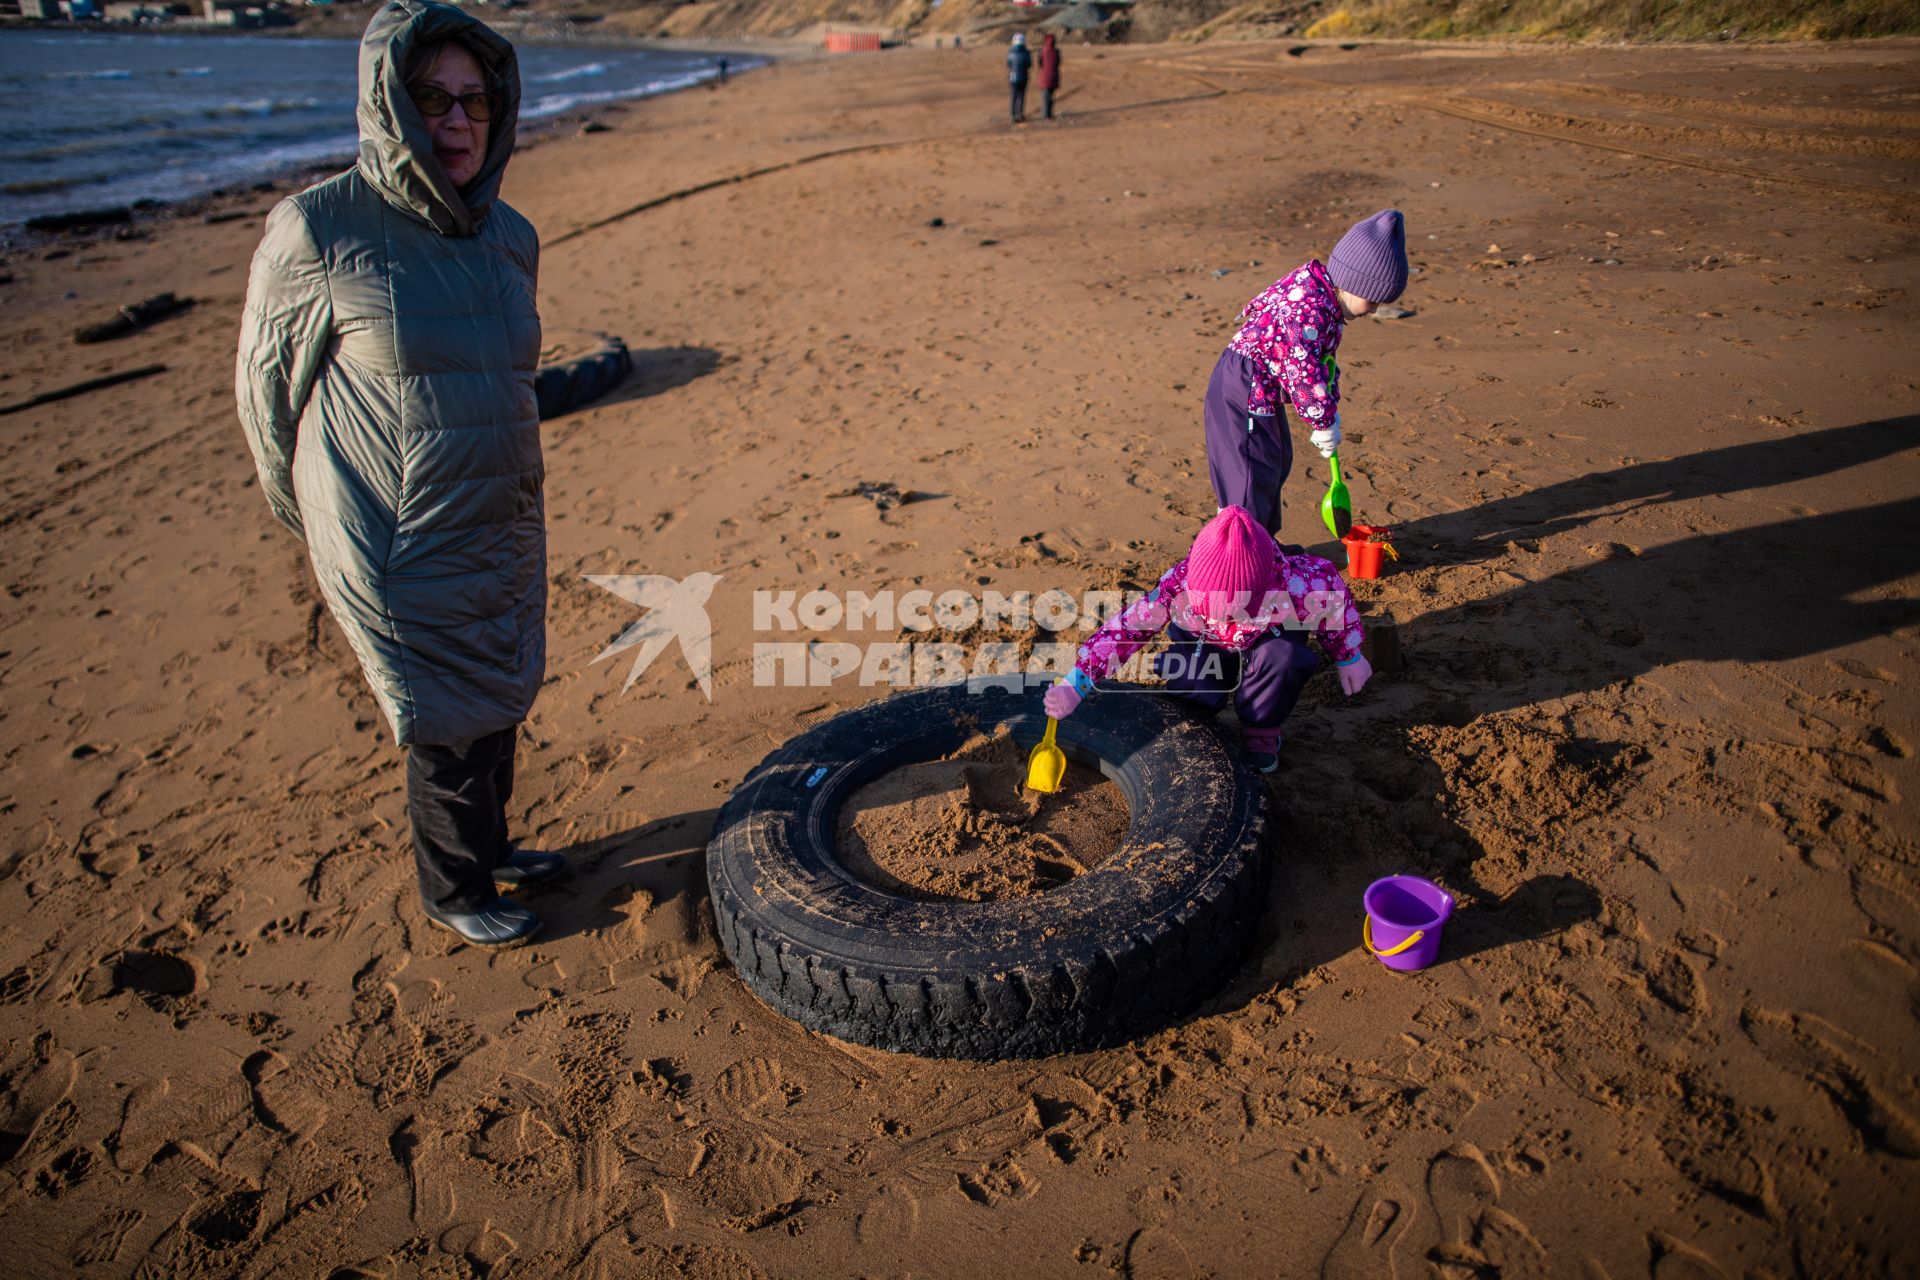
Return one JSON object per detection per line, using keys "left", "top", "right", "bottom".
{"left": 0, "top": 29, "right": 753, "bottom": 225}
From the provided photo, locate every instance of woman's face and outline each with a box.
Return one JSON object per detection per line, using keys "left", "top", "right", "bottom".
{"left": 413, "top": 41, "right": 489, "bottom": 189}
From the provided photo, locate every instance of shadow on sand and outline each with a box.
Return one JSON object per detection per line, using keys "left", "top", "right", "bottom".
{"left": 527, "top": 807, "right": 720, "bottom": 945}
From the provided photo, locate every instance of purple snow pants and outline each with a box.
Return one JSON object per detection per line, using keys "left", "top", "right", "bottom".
{"left": 1156, "top": 622, "right": 1321, "bottom": 752}
{"left": 1203, "top": 348, "right": 1293, "bottom": 537}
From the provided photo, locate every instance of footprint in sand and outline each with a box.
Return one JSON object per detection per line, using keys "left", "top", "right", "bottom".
{"left": 1122, "top": 1225, "right": 1201, "bottom": 1280}
{"left": 709, "top": 1057, "right": 799, "bottom": 1112}
{"left": 82, "top": 948, "right": 202, "bottom": 1011}
{"left": 70, "top": 1208, "right": 144, "bottom": 1267}
{"left": 437, "top": 1221, "right": 518, "bottom": 1275}
{"left": 1740, "top": 1007, "right": 1920, "bottom": 1159}
{"left": 244, "top": 1049, "right": 329, "bottom": 1143}
{"left": 1424, "top": 1144, "right": 1548, "bottom": 1278}
{"left": 1649, "top": 1231, "right": 1732, "bottom": 1280}
{"left": 625, "top": 1242, "right": 769, "bottom": 1280}
{"left": 681, "top": 1123, "right": 810, "bottom": 1231}
{"left": 956, "top": 1156, "right": 1038, "bottom": 1207}
{"left": 1319, "top": 1190, "right": 1411, "bottom": 1280}
{"left": 0, "top": 1038, "right": 77, "bottom": 1169}
{"left": 233, "top": 1177, "right": 371, "bottom": 1277}
{"left": 1840, "top": 938, "right": 1919, "bottom": 1018}
{"left": 1427, "top": 1146, "right": 1498, "bottom": 1250}
{"left": 1849, "top": 865, "right": 1920, "bottom": 952}
{"left": 852, "top": 1182, "right": 920, "bottom": 1246}
{"left": 466, "top": 1092, "right": 568, "bottom": 1186}
{"left": 1643, "top": 946, "right": 1708, "bottom": 1025}
{"left": 109, "top": 1076, "right": 175, "bottom": 1173}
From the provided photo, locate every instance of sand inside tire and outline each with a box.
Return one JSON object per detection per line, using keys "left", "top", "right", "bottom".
{"left": 835, "top": 729, "right": 1129, "bottom": 902}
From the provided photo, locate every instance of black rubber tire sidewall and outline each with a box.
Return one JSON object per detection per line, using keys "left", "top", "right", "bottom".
{"left": 706, "top": 684, "right": 1273, "bottom": 1059}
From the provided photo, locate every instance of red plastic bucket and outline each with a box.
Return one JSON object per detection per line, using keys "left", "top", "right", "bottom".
{"left": 1342, "top": 524, "right": 1395, "bottom": 579}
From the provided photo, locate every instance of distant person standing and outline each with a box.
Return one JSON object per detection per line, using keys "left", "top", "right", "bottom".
{"left": 1007, "top": 31, "right": 1032, "bottom": 125}
{"left": 716, "top": 56, "right": 729, "bottom": 84}
{"left": 1037, "top": 31, "right": 1061, "bottom": 120}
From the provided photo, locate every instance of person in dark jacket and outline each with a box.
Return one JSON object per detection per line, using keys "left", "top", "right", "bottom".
{"left": 1037, "top": 32, "right": 1061, "bottom": 120}
{"left": 237, "top": 0, "right": 560, "bottom": 950}
{"left": 1007, "top": 32, "right": 1032, "bottom": 124}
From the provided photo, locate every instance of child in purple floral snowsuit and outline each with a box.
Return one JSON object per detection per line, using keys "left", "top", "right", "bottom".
{"left": 1044, "top": 507, "right": 1370, "bottom": 773}
{"left": 1206, "top": 208, "right": 1410, "bottom": 536}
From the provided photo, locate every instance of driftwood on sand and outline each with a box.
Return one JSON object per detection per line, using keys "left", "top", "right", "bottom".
{"left": 0, "top": 363, "right": 167, "bottom": 416}
{"left": 73, "top": 292, "right": 195, "bottom": 344}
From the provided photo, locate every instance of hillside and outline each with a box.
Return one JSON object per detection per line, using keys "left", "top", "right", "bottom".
{"left": 1298, "top": 0, "right": 1920, "bottom": 42}
{"left": 285, "top": 0, "right": 1918, "bottom": 46}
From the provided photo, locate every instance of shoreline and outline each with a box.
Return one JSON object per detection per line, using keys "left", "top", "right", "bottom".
{"left": 0, "top": 28, "right": 777, "bottom": 240}
{"left": 0, "top": 13, "right": 807, "bottom": 54}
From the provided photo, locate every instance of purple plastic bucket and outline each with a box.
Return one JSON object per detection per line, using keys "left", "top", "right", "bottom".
{"left": 1363, "top": 875, "right": 1454, "bottom": 972}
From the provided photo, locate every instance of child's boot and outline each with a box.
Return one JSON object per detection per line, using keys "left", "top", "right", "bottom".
{"left": 1242, "top": 728, "right": 1282, "bottom": 775}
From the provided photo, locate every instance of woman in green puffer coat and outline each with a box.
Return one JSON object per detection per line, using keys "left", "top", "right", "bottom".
{"left": 237, "top": 0, "right": 560, "bottom": 949}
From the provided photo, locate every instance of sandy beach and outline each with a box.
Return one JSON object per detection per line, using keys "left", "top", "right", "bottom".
{"left": 1, "top": 34, "right": 1917, "bottom": 1277}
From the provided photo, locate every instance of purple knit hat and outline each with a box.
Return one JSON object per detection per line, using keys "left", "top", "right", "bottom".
{"left": 1328, "top": 208, "right": 1409, "bottom": 304}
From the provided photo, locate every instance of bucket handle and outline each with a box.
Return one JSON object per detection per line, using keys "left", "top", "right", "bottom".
{"left": 1364, "top": 917, "right": 1424, "bottom": 957}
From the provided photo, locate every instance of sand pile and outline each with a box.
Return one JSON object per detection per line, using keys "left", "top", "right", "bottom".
{"left": 836, "top": 730, "right": 1129, "bottom": 902}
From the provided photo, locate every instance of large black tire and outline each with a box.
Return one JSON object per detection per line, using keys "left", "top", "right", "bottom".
{"left": 706, "top": 684, "right": 1273, "bottom": 1059}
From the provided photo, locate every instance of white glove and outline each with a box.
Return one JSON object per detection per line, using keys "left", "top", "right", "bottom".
{"left": 1310, "top": 416, "right": 1342, "bottom": 459}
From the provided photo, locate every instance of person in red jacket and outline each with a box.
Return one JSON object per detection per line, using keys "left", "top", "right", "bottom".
{"left": 1037, "top": 32, "right": 1062, "bottom": 120}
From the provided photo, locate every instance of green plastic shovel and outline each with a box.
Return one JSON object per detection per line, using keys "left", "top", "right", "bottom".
{"left": 1321, "top": 449, "right": 1353, "bottom": 539}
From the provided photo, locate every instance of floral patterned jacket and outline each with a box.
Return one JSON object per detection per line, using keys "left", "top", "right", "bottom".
{"left": 1066, "top": 546, "right": 1365, "bottom": 693}
{"left": 1225, "top": 259, "right": 1345, "bottom": 425}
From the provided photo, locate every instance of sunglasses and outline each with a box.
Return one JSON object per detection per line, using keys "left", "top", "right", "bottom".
{"left": 411, "top": 86, "right": 496, "bottom": 122}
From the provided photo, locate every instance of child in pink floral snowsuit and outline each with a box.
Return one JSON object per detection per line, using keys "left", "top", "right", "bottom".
{"left": 1044, "top": 507, "right": 1370, "bottom": 773}
{"left": 1206, "top": 209, "right": 1410, "bottom": 535}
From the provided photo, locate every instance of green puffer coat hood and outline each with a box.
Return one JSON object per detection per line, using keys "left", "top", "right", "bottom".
{"left": 236, "top": 0, "right": 545, "bottom": 748}
{"left": 357, "top": 0, "right": 519, "bottom": 237}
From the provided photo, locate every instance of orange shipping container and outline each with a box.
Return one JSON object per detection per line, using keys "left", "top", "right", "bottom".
{"left": 824, "top": 32, "right": 883, "bottom": 52}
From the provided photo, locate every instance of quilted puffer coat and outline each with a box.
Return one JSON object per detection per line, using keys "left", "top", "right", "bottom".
{"left": 237, "top": 0, "right": 544, "bottom": 747}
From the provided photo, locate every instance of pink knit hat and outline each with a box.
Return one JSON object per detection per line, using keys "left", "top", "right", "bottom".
{"left": 1183, "top": 506, "right": 1280, "bottom": 623}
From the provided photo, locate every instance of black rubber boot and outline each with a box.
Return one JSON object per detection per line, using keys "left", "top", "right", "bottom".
{"left": 423, "top": 897, "right": 541, "bottom": 949}
{"left": 492, "top": 848, "right": 567, "bottom": 889}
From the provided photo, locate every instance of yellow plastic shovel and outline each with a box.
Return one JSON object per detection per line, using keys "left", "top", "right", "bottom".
{"left": 1026, "top": 717, "right": 1066, "bottom": 794}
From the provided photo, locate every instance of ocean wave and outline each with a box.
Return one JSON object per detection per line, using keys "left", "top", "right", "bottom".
{"left": 170, "top": 67, "right": 214, "bottom": 78}
{"left": 12, "top": 123, "right": 291, "bottom": 163}
{"left": 2, "top": 175, "right": 92, "bottom": 197}
{"left": 226, "top": 132, "right": 359, "bottom": 175}
{"left": 16, "top": 134, "right": 168, "bottom": 162}
{"left": 523, "top": 71, "right": 717, "bottom": 120}
{"left": 203, "top": 97, "right": 326, "bottom": 119}
{"left": 531, "top": 61, "right": 610, "bottom": 84}
{"left": 48, "top": 68, "right": 133, "bottom": 80}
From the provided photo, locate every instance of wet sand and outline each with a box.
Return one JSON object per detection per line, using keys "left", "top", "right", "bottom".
{"left": 0, "top": 37, "right": 1916, "bottom": 1278}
